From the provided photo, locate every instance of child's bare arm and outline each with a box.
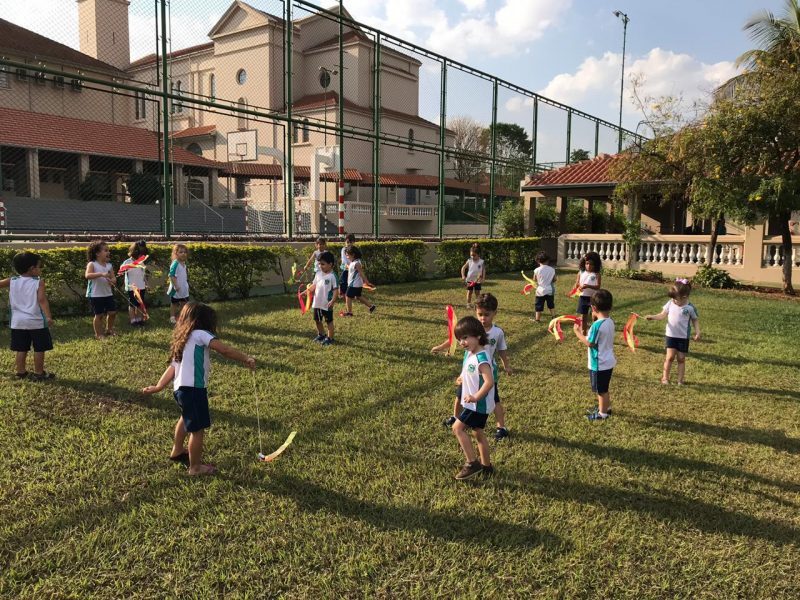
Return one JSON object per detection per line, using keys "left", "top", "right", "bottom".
{"left": 142, "top": 365, "right": 175, "bottom": 394}
{"left": 460, "top": 262, "right": 468, "bottom": 279}
{"left": 328, "top": 288, "right": 339, "bottom": 308}
{"left": 463, "top": 364, "right": 494, "bottom": 403}
{"left": 692, "top": 318, "right": 701, "bottom": 340}
{"left": 498, "top": 349, "right": 512, "bottom": 374}
{"left": 356, "top": 263, "right": 370, "bottom": 286}
{"left": 37, "top": 280, "right": 53, "bottom": 326}
{"left": 0, "top": 277, "right": 10, "bottom": 289}
{"left": 645, "top": 310, "right": 668, "bottom": 321}
{"left": 480, "top": 265, "right": 486, "bottom": 283}
{"left": 431, "top": 339, "right": 451, "bottom": 353}
{"left": 209, "top": 339, "right": 256, "bottom": 369}
{"left": 573, "top": 323, "right": 595, "bottom": 348}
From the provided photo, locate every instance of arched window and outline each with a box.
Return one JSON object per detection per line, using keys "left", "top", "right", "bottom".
{"left": 408, "top": 128, "right": 414, "bottom": 150}
{"left": 186, "top": 143, "right": 202, "bottom": 156}
{"left": 302, "top": 119, "right": 310, "bottom": 143}
{"left": 209, "top": 74, "right": 216, "bottom": 100}
{"left": 237, "top": 97, "right": 247, "bottom": 130}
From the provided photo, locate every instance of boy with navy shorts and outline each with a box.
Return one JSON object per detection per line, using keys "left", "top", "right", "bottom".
{"left": 309, "top": 251, "right": 339, "bottom": 346}
{"left": 573, "top": 289, "right": 615, "bottom": 421}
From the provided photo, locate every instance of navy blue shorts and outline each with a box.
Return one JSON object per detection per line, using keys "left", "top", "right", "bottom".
{"left": 577, "top": 296, "right": 592, "bottom": 315}
{"left": 665, "top": 336, "right": 690, "bottom": 353}
{"left": 535, "top": 295, "right": 554, "bottom": 311}
{"left": 458, "top": 408, "right": 488, "bottom": 430}
{"left": 339, "top": 270, "right": 348, "bottom": 294}
{"left": 466, "top": 282, "right": 482, "bottom": 292}
{"left": 174, "top": 386, "right": 211, "bottom": 433}
{"left": 127, "top": 290, "right": 147, "bottom": 310}
{"left": 10, "top": 328, "right": 53, "bottom": 353}
{"left": 314, "top": 308, "right": 333, "bottom": 323}
{"left": 457, "top": 383, "right": 500, "bottom": 404}
{"left": 170, "top": 296, "right": 189, "bottom": 305}
{"left": 589, "top": 368, "right": 613, "bottom": 394}
{"left": 346, "top": 286, "right": 363, "bottom": 298}
{"left": 89, "top": 295, "right": 117, "bottom": 315}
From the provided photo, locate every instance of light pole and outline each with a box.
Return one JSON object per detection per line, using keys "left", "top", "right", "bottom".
{"left": 613, "top": 10, "right": 629, "bottom": 153}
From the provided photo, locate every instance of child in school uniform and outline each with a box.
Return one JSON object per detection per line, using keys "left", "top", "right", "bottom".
{"left": 1, "top": 252, "right": 55, "bottom": 380}
{"left": 573, "top": 289, "right": 615, "bottom": 421}
{"left": 574, "top": 251, "right": 602, "bottom": 335}
{"left": 168, "top": 244, "right": 190, "bottom": 325}
{"left": 341, "top": 245, "right": 376, "bottom": 317}
{"left": 532, "top": 251, "right": 556, "bottom": 322}
{"left": 120, "top": 240, "right": 149, "bottom": 327}
{"left": 301, "top": 237, "right": 328, "bottom": 277}
{"left": 460, "top": 243, "right": 485, "bottom": 307}
{"left": 339, "top": 233, "right": 356, "bottom": 300}
{"left": 85, "top": 240, "right": 118, "bottom": 339}
{"left": 309, "top": 251, "right": 339, "bottom": 346}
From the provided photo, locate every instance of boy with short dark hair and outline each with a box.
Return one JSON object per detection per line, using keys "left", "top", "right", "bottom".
{"left": 573, "top": 289, "right": 615, "bottom": 421}
{"left": 0, "top": 251, "right": 55, "bottom": 380}
{"left": 532, "top": 251, "right": 556, "bottom": 322}
{"left": 308, "top": 251, "right": 339, "bottom": 346}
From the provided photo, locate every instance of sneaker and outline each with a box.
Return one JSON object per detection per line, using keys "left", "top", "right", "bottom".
{"left": 481, "top": 464, "right": 495, "bottom": 477}
{"left": 587, "top": 411, "right": 609, "bottom": 422}
{"left": 30, "top": 371, "right": 56, "bottom": 382}
{"left": 321, "top": 337, "right": 334, "bottom": 346}
{"left": 442, "top": 415, "right": 457, "bottom": 428}
{"left": 494, "top": 427, "right": 509, "bottom": 441}
{"left": 586, "top": 407, "right": 613, "bottom": 415}
{"left": 313, "top": 334, "right": 326, "bottom": 342}
{"left": 369, "top": 305, "right": 376, "bottom": 313}
{"left": 339, "top": 311, "right": 353, "bottom": 318}
{"left": 15, "top": 372, "right": 28, "bottom": 379}
{"left": 455, "top": 460, "right": 483, "bottom": 480}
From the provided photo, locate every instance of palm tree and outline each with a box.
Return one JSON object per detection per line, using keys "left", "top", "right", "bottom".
{"left": 737, "top": 0, "right": 800, "bottom": 69}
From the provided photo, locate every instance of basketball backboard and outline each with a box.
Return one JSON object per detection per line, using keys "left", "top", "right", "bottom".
{"left": 227, "top": 129, "right": 258, "bottom": 162}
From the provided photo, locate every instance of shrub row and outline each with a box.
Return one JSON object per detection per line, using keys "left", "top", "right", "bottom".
{"left": 436, "top": 238, "right": 542, "bottom": 277}
{"left": 320, "top": 240, "right": 427, "bottom": 284}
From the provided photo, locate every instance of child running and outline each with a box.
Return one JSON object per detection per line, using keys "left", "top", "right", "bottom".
{"left": 573, "top": 289, "right": 615, "bottom": 421}
{"left": 461, "top": 243, "right": 485, "bottom": 307}
{"left": 1, "top": 251, "right": 55, "bottom": 380}
{"left": 167, "top": 244, "right": 190, "bottom": 325}
{"left": 433, "top": 293, "right": 511, "bottom": 441}
{"left": 142, "top": 302, "right": 256, "bottom": 476}
{"left": 450, "top": 315, "right": 495, "bottom": 480}
{"left": 301, "top": 237, "right": 328, "bottom": 277}
{"left": 309, "top": 251, "right": 339, "bottom": 346}
{"left": 339, "top": 233, "right": 355, "bottom": 300}
{"left": 532, "top": 251, "right": 557, "bottom": 322}
{"left": 574, "top": 251, "right": 602, "bottom": 335}
{"left": 341, "top": 245, "right": 376, "bottom": 317}
{"left": 85, "top": 240, "right": 117, "bottom": 339}
{"left": 645, "top": 279, "right": 701, "bottom": 385}
{"left": 120, "top": 240, "right": 149, "bottom": 327}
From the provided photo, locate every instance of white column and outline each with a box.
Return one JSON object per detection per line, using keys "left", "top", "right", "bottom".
{"left": 208, "top": 168, "right": 218, "bottom": 207}
{"left": 27, "top": 148, "right": 40, "bottom": 198}
{"left": 79, "top": 154, "right": 90, "bottom": 182}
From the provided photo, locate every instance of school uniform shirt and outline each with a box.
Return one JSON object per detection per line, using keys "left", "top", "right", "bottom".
{"left": 86, "top": 261, "right": 114, "bottom": 298}
{"left": 312, "top": 271, "right": 338, "bottom": 310}
{"left": 587, "top": 317, "right": 616, "bottom": 371}
{"left": 664, "top": 301, "right": 699, "bottom": 340}
{"left": 484, "top": 324, "right": 507, "bottom": 380}
{"left": 534, "top": 264, "right": 556, "bottom": 296}
{"left": 340, "top": 247, "right": 350, "bottom": 272}
{"left": 579, "top": 270, "right": 599, "bottom": 297}
{"left": 460, "top": 349, "right": 496, "bottom": 414}
{"left": 312, "top": 250, "right": 322, "bottom": 273}
{"left": 347, "top": 259, "right": 364, "bottom": 288}
{"left": 464, "top": 258, "right": 484, "bottom": 283}
{"left": 121, "top": 257, "right": 147, "bottom": 291}
{"left": 168, "top": 260, "right": 189, "bottom": 299}
{"left": 9, "top": 276, "right": 47, "bottom": 330}
{"left": 172, "top": 329, "right": 216, "bottom": 390}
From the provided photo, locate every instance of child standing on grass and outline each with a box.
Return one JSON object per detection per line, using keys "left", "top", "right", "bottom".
{"left": 142, "top": 302, "right": 255, "bottom": 476}
{"left": 451, "top": 316, "right": 495, "bottom": 480}
{"left": 533, "top": 251, "right": 557, "bottom": 322}
{"left": 574, "top": 251, "right": 602, "bottom": 335}
{"left": 1, "top": 252, "right": 55, "bottom": 380}
{"left": 461, "top": 243, "right": 485, "bottom": 307}
{"left": 309, "top": 251, "right": 339, "bottom": 346}
{"left": 573, "top": 289, "right": 615, "bottom": 421}
{"left": 168, "top": 244, "right": 190, "bottom": 325}
{"left": 433, "top": 293, "right": 511, "bottom": 441}
{"left": 85, "top": 240, "right": 117, "bottom": 339}
{"left": 339, "top": 233, "right": 355, "bottom": 300}
{"left": 121, "top": 240, "right": 149, "bottom": 327}
{"left": 645, "top": 279, "right": 701, "bottom": 385}
{"left": 341, "top": 245, "right": 376, "bottom": 317}
{"left": 301, "top": 237, "right": 328, "bottom": 277}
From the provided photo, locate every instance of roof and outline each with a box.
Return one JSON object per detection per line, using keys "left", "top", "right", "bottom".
{"left": 0, "top": 107, "right": 220, "bottom": 169}
{"left": 172, "top": 125, "right": 217, "bottom": 139}
{"left": 0, "top": 18, "right": 125, "bottom": 74}
{"left": 522, "top": 153, "right": 623, "bottom": 189}
{"left": 304, "top": 30, "right": 369, "bottom": 53}
{"left": 129, "top": 42, "right": 214, "bottom": 70}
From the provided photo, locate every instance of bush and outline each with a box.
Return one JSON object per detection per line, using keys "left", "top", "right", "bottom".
{"left": 693, "top": 265, "right": 739, "bottom": 289}
{"left": 495, "top": 200, "right": 524, "bottom": 238}
{"left": 436, "top": 237, "right": 541, "bottom": 276}
{"left": 604, "top": 268, "right": 665, "bottom": 283}
{"left": 127, "top": 172, "right": 163, "bottom": 205}
{"left": 320, "top": 240, "right": 427, "bottom": 284}
{"left": 534, "top": 203, "right": 559, "bottom": 238}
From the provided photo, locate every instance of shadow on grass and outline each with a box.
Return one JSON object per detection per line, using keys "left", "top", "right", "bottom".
{"left": 691, "top": 351, "right": 800, "bottom": 370}
{"left": 689, "top": 381, "right": 800, "bottom": 402}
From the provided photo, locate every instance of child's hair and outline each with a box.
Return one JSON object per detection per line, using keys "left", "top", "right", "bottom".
{"left": 474, "top": 293, "right": 498, "bottom": 312}
{"left": 345, "top": 233, "right": 356, "bottom": 244}
{"left": 172, "top": 243, "right": 188, "bottom": 260}
{"left": 579, "top": 251, "right": 602, "bottom": 272}
{"left": 454, "top": 316, "right": 489, "bottom": 346}
{"left": 87, "top": 240, "right": 108, "bottom": 262}
{"left": 13, "top": 251, "right": 41, "bottom": 275}
{"left": 128, "top": 240, "right": 148, "bottom": 259}
{"left": 346, "top": 245, "right": 362, "bottom": 260}
{"left": 470, "top": 242, "right": 481, "bottom": 256}
{"left": 536, "top": 251, "right": 550, "bottom": 265}
{"left": 170, "top": 302, "right": 217, "bottom": 362}
{"left": 318, "top": 251, "right": 335, "bottom": 266}
{"left": 591, "top": 289, "right": 613, "bottom": 312}
{"left": 668, "top": 279, "right": 692, "bottom": 299}
{"left": 316, "top": 237, "right": 327, "bottom": 246}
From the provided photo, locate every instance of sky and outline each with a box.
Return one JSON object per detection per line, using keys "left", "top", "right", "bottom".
{"left": 0, "top": 0, "right": 785, "bottom": 161}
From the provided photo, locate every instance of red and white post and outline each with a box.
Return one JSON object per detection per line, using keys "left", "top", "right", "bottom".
{"left": 0, "top": 200, "right": 6, "bottom": 235}
{"left": 337, "top": 179, "right": 345, "bottom": 236}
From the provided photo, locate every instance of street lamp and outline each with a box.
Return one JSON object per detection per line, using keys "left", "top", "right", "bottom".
{"left": 613, "top": 10, "right": 629, "bottom": 153}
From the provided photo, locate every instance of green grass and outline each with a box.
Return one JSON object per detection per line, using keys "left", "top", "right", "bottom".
{"left": 1, "top": 273, "right": 799, "bottom": 599}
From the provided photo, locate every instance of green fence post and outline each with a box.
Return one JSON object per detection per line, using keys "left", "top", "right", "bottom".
{"left": 594, "top": 120, "right": 600, "bottom": 157}
{"left": 338, "top": 0, "right": 345, "bottom": 237}
{"left": 285, "top": 0, "right": 293, "bottom": 239}
{"left": 437, "top": 59, "right": 447, "bottom": 239}
{"left": 159, "top": 0, "right": 172, "bottom": 238}
{"left": 488, "top": 79, "right": 498, "bottom": 238}
{"left": 372, "top": 31, "right": 381, "bottom": 238}
{"left": 531, "top": 96, "right": 538, "bottom": 172}
{"left": 565, "top": 109, "right": 572, "bottom": 165}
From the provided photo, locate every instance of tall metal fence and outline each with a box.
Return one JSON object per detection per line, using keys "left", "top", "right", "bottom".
{"left": 0, "top": 0, "right": 644, "bottom": 239}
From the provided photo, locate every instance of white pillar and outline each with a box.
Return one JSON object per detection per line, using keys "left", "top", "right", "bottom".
{"left": 208, "top": 168, "right": 218, "bottom": 207}
{"left": 27, "top": 148, "right": 40, "bottom": 198}
{"left": 79, "top": 154, "right": 90, "bottom": 182}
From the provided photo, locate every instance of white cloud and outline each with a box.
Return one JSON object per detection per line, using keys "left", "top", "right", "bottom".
{"left": 458, "top": 0, "right": 487, "bottom": 11}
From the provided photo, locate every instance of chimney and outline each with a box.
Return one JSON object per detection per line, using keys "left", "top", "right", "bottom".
{"left": 77, "top": 0, "right": 131, "bottom": 70}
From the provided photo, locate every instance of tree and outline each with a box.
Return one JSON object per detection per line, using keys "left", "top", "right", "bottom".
{"left": 484, "top": 122, "right": 533, "bottom": 192}
{"left": 570, "top": 148, "right": 590, "bottom": 162}
{"left": 447, "top": 116, "right": 487, "bottom": 183}
{"left": 495, "top": 199, "right": 524, "bottom": 237}
{"left": 737, "top": 0, "right": 800, "bottom": 70}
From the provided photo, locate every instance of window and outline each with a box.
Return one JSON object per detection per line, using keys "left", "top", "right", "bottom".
{"left": 15, "top": 68, "right": 27, "bottom": 82}
{"left": 171, "top": 81, "right": 183, "bottom": 113}
{"left": 0, "top": 70, "right": 10, "bottom": 89}
{"left": 236, "top": 69, "right": 247, "bottom": 85}
{"left": 237, "top": 97, "right": 248, "bottom": 130}
{"left": 52, "top": 76, "right": 65, "bottom": 89}
{"left": 408, "top": 128, "right": 414, "bottom": 151}
{"left": 34, "top": 72, "right": 46, "bottom": 86}
{"left": 135, "top": 91, "right": 147, "bottom": 120}
{"left": 292, "top": 122, "right": 299, "bottom": 144}
{"left": 186, "top": 143, "right": 202, "bottom": 156}
{"left": 70, "top": 78, "right": 83, "bottom": 92}
{"left": 209, "top": 74, "right": 216, "bottom": 100}
{"left": 187, "top": 178, "right": 205, "bottom": 201}
{"left": 302, "top": 119, "right": 309, "bottom": 143}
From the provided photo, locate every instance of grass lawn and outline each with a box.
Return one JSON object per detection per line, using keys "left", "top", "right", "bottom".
{"left": 1, "top": 273, "right": 799, "bottom": 599}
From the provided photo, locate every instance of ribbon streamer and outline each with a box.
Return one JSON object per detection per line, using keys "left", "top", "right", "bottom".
{"left": 622, "top": 313, "right": 640, "bottom": 352}
{"left": 362, "top": 283, "right": 377, "bottom": 292}
{"left": 568, "top": 284, "right": 581, "bottom": 298}
{"left": 547, "top": 314, "right": 582, "bottom": 342}
{"left": 446, "top": 304, "right": 458, "bottom": 356}
{"left": 297, "top": 283, "right": 311, "bottom": 315}
{"left": 130, "top": 285, "right": 149, "bottom": 321}
{"left": 258, "top": 431, "right": 297, "bottom": 462}
{"left": 521, "top": 271, "right": 537, "bottom": 296}
{"left": 117, "top": 254, "right": 148, "bottom": 276}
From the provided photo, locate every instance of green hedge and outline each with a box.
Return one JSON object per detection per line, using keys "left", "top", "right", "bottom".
{"left": 306, "top": 240, "right": 427, "bottom": 284}
{"left": 436, "top": 237, "right": 541, "bottom": 277}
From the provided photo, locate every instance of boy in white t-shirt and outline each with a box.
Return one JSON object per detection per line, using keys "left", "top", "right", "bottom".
{"left": 301, "top": 237, "right": 328, "bottom": 277}
{"left": 460, "top": 243, "right": 485, "bottom": 307}
{"left": 308, "top": 251, "right": 339, "bottom": 346}
{"left": 532, "top": 251, "right": 557, "bottom": 322}
{"left": 573, "top": 289, "right": 615, "bottom": 421}
{"left": 1, "top": 251, "right": 55, "bottom": 380}
{"left": 573, "top": 251, "right": 602, "bottom": 335}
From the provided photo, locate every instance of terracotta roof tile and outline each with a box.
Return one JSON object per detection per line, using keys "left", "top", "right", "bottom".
{"left": 523, "top": 153, "right": 623, "bottom": 189}
{"left": 129, "top": 42, "right": 214, "bottom": 69}
{"left": 172, "top": 125, "right": 217, "bottom": 139}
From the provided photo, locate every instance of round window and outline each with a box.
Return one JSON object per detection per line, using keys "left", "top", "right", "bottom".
{"left": 236, "top": 69, "right": 247, "bottom": 85}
